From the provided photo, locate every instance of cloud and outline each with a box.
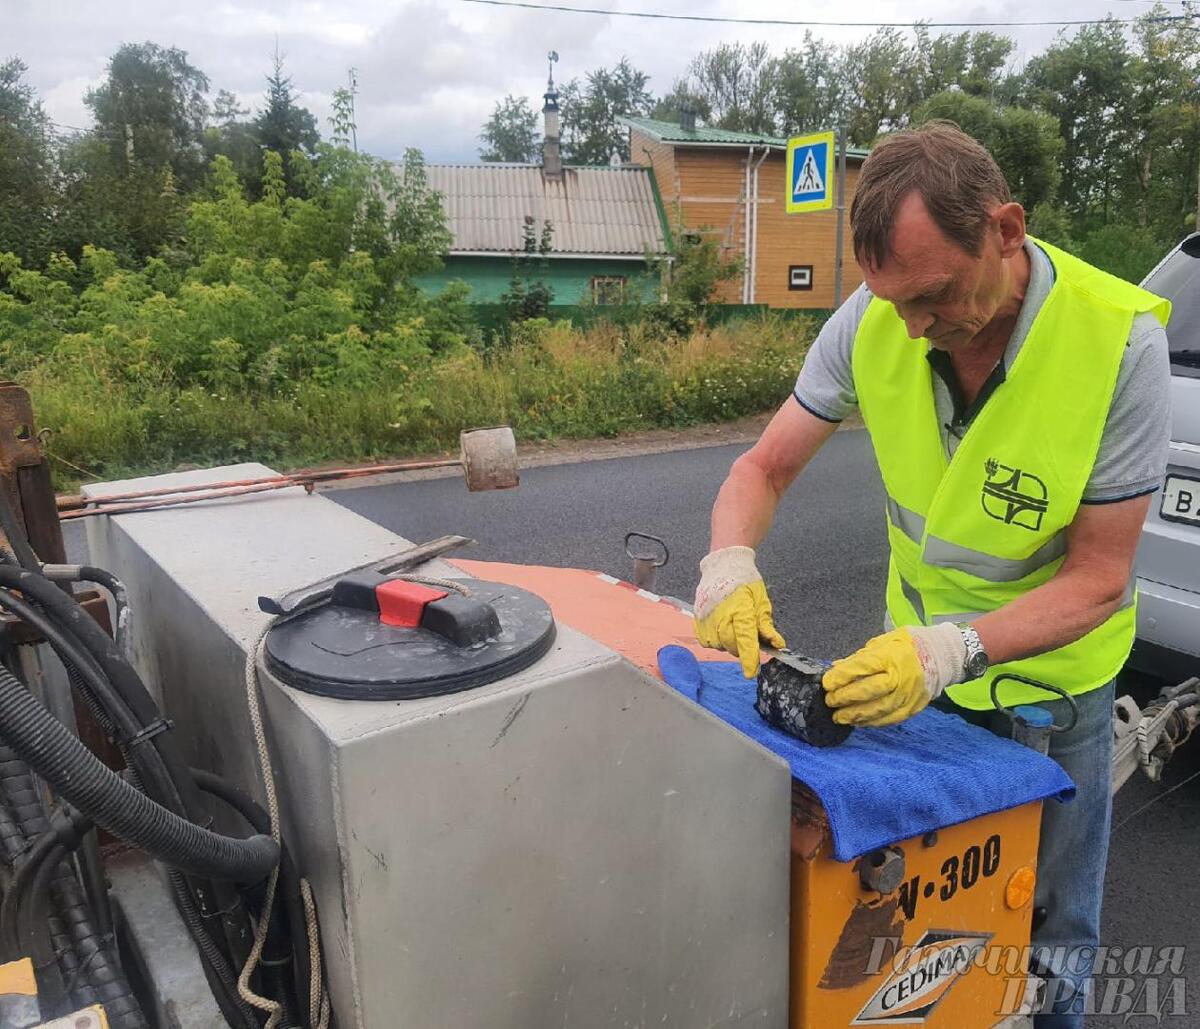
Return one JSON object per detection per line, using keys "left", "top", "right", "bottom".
{"left": 7, "top": 0, "right": 1138, "bottom": 162}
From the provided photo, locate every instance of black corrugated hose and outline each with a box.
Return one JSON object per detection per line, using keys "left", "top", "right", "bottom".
{"left": 0, "top": 747, "right": 147, "bottom": 1028}
{"left": 0, "top": 568, "right": 274, "bottom": 1012}
{"left": 0, "top": 525, "right": 303, "bottom": 1027}
{"left": 0, "top": 575, "right": 267, "bottom": 1028}
{"left": 0, "top": 664, "right": 279, "bottom": 881}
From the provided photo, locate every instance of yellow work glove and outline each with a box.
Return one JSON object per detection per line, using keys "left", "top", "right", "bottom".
{"left": 693, "top": 546, "right": 786, "bottom": 679}
{"left": 822, "top": 623, "right": 968, "bottom": 727}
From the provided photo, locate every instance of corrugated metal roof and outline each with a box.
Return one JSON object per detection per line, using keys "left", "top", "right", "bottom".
{"left": 620, "top": 116, "right": 871, "bottom": 159}
{"left": 424, "top": 164, "right": 669, "bottom": 257}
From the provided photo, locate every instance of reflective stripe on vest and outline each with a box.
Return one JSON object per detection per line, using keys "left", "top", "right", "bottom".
{"left": 853, "top": 238, "right": 1170, "bottom": 710}
{"left": 888, "top": 499, "right": 1068, "bottom": 582}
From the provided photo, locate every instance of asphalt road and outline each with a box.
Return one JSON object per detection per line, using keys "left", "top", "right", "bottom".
{"left": 327, "top": 427, "right": 1200, "bottom": 1027}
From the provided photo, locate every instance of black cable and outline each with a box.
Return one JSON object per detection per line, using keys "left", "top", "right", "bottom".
{"left": 41, "top": 565, "right": 132, "bottom": 657}
{"left": 0, "top": 589, "right": 126, "bottom": 741}
{"left": 0, "top": 664, "right": 279, "bottom": 882}
{"left": 0, "top": 829, "right": 58, "bottom": 956}
{"left": 167, "top": 866, "right": 262, "bottom": 1029}
{"left": 0, "top": 489, "right": 42, "bottom": 571}
{"left": 0, "top": 570, "right": 197, "bottom": 821}
{"left": 0, "top": 747, "right": 145, "bottom": 1026}
{"left": 192, "top": 768, "right": 310, "bottom": 1023}
{"left": 23, "top": 842, "right": 71, "bottom": 1008}
{"left": 0, "top": 576, "right": 259, "bottom": 1025}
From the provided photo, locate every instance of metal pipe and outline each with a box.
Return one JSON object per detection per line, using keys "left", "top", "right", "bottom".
{"left": 749, "top": 147, "right": 770, "bottom": 305}
{"left": 57, "top": 458, "right": 462, "bottom": 513}
{"left": 743, "top": 146, "right": 756, "bottom": 304}
{"left": 834, "top": 124, "right": 847, "bottom": 308}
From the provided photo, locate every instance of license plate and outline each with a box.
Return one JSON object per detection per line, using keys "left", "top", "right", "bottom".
{"left": 1161, "top": 474, "right": 1200, "bottom": 526}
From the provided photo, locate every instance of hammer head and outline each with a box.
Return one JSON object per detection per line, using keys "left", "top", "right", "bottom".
{"left": 755, "top": 653, "right": 853, "bottom": 748}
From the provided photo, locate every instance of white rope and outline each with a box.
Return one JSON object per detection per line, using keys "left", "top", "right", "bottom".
{"left": 301, "top": 878, "right": 331, "bottom": 1029}
{"left": 238, "top": 624, "right": 284, "bottom": 1027}
{"left": 389, "top": 573, "right": 472, "bottom": 596}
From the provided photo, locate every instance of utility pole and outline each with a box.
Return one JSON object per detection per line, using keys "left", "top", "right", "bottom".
{"left": 834, "top": 124, "right": 847, "bottom": 309}
{"left": 348, "top": 68, "right": 359, "bottom": 153}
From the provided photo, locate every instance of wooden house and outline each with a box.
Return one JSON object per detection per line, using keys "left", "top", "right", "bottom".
{"left": 623, "top": 116, "right": 870, "bottom": 309}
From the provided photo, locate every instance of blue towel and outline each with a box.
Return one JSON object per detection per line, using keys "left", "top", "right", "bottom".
{"left": 657, "top": 646, "right": 1075, "bottom": 861}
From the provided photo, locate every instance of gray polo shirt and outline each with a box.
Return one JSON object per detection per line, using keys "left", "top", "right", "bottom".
{"left": 793, "top": 239, "right": 1172, "bottom": 503}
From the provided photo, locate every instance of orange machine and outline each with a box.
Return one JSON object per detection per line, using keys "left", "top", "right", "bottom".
{"left": 453, "top": 560, "right": 1043, "bottom": 1028}
{"left": 790, "top": 785, "right": 1041, "bottom": 1027}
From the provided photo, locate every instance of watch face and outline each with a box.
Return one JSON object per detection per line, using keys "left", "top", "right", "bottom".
{"left": 965, "top": 651, "right": 989, "bottom": 680}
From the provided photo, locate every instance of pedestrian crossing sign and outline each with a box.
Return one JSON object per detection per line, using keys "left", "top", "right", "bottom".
{"left": 786, "top": 131, "right": 835, "bottom": 213}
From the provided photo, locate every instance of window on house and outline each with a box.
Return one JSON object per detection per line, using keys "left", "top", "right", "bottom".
{"left": 592, "top": 276, "right": 628, "bottom": 305}
{"left": 788, "top": 265, "right": 814, "bottom": 291}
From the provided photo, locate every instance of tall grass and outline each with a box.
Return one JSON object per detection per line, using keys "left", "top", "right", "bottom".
{"left": 29, "top": 312, "right": 815, "bottom": 490}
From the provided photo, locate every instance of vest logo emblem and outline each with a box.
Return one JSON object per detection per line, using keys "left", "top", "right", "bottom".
{"left": 981, "top": 459, "right": 1047, "bottom": 531}
{"left": 851, "top": 929, "right": 992, "bottom": 1024}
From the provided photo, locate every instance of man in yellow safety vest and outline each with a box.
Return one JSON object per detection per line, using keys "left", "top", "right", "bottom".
{"left": 694, "top": 121, "right": 1172, "bottom": 1029}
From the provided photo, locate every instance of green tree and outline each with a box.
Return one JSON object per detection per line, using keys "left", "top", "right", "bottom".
{"left": 0, "top": 59, "right": 56, "bottom": 266}
{"left": 775, "top": 34, "right": 846, "bottom": 135}
{"left": 254, "top": 46, "right": 319, "bottom": 191}
{"left": 560, "top": 58, "right": 654, "bottom": 163}
{"left": 1020, "top": 21, "right": 1131, "bottom": 227}
{"left": 204, "top": 89, "right": 262, "bottom": 196}
{"left": 479, "top": 95, "right": 539, "bottom": 162}
{"left": 912, "top": 28, "right": 1014, "bottom": 100}
{"left": 499, "top": 216, "right": 555, "bottom": 325}
{"left": 85, "top": 42, "right": 211, "bottom": 188}
{"left": 1118, "top": 8, "right": 1200, "bottom": 234}
{"left": 677, "top": 43, "right": 778, "bottom": 135}
{"left": 914, "top": 95, "right": 1063, "bottom": 210}
{"left": 840, "top": 29, "right": 921, "bottom": 145}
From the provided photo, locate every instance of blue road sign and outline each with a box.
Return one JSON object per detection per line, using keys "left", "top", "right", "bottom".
{"left": 786, "top": 131, "right": 835, "bottom": 214}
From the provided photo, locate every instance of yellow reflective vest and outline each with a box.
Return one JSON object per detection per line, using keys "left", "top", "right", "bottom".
{"left": 850, "top": 238, "right": 1170, "bottom": 709}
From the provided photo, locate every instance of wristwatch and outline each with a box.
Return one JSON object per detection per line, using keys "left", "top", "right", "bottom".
{"left": 956, "top": 623, "right": 990, "bottom": 681}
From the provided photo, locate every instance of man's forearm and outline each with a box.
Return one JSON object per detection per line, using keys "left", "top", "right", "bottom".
{"left": 972, "top": 567, "right": 1127, "bottom": 666}
{"left": 709, "top": 454, "right": 784, "bottom": 550}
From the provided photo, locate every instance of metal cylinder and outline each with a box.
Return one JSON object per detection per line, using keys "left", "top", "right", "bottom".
{"left": 1010, "top": 705, "right": 1054, "bottom": 755}
{"left": 460, "top": 427, "right": 519, "bottom": 492}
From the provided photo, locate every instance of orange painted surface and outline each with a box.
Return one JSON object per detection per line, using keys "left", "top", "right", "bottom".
{"left": 449, "top": 559, "right": 726, "bottom": 677}
{"left": 791, "top": 801, "right": 1043, "bottom": 1028}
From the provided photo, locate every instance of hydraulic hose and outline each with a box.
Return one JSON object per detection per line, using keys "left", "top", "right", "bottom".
{"left": 41, "top": 564, "right": 132, "bottom": 657}
{"left": 0, "top": 577, "right": 270, "bottom": 1025}
{"left": 0, "top": 665, "right": 279, "bottom": 883}
{"left": 193, "top": 768, "right": 313, "bottom": 1024}
{"left": 0, "top": 489, "right": 42, "bottom": 571}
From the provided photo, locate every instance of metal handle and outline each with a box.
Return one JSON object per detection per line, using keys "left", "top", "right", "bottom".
{"left": 623, "top": 532, "right": 669, "bottom": 567}
{"left": 990, "top": 673, "right": 1079, "bottom": 734}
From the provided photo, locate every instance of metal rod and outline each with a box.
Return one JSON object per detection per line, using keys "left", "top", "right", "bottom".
{"left": 57, "top": 458, "right": 462, "bottom": 513}
{"left": 834, "top": 124, "right": 847, "bottom": 309}
{"left": 59, "top": 479, "right": 311, "bottom": 520}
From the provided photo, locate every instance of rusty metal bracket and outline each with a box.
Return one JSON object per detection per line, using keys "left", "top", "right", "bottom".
{"left": 0, "top": 382, "right": 44, "bottom": 474}
{"left": 0, "top": 382, "right": 66, "bottom": 566}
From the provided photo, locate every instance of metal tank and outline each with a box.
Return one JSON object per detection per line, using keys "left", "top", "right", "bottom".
{"left": 85, "top": 463, "right": 792, "bottom": 1028}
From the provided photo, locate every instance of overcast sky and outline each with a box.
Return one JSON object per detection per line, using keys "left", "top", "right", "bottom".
{"left": 4, "top": 0, "right": 1168, "bottom": 163}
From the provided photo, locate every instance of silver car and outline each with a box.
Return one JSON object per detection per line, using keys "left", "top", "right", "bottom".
{"left": 1130, "top": 235, "right": 1200, "bottom": 680}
